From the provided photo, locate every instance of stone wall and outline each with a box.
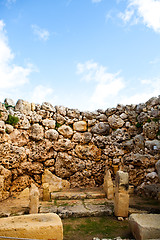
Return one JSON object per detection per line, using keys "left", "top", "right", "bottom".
{"left": 0, "top": 96, "right": 159, "bottom": 200}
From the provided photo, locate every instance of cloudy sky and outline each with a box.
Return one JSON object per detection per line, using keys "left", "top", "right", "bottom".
{"left": 0, "top": 0, "right": 160, "bottom": 110}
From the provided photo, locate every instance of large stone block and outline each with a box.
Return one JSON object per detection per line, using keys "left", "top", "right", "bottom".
{"left": 114, "top": 192, "right": 129, "bottom": 217}
{"left": 129, "top": 214, "right": 160, "bottom": 240}
{"left": 0, "top": 213, "right": 63, "bottom": 240}
{"left": 73, "top": 120, "right": 87, "bottom": 132}
{"left": 103, "top": 170, "right": 114, "bottom": 200}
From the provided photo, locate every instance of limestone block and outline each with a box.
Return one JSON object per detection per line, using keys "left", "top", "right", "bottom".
{"left": 73, "top": 120, "right": 87, "bottom": 132}
{"left": 0, "top": 175, "right": 4, "bottom": 201}
{"left": 42, "top": 119, "right": 56, "bottom": 129}
{"left": 115, "top": 170, "right": 129, "bottom": 191}
{"left": 114, "top": 192, "right": 129, "bottom": 217}
{"left": 43, "top": 183, "right": 50, "bottom": 201}
{"left": 91, "top": 122, "right": 110, "bottom": 135}
{"left": 31, "top": 102, "right": 36, "bottom": 111}
{"left": 103, "top": 170, "right": 114, "bottom": 199}
{"left": 72, "top": 132, "right": 92, "bottom": 143}
{"left": 0, "top": 120, "right": 5, "bottom": 133}
{"left": 30, "top": 123, "right": 44, "bottom": 140}
{"left": 56, "top": 105, "right": 67, "bottom": 116}
{"left": 129, "top": 214, "right": 160, "bottom": 240}
{"left": 108, "top": 114, "right": 124, "bottom": 129}
{"left": 45, "top": 129, "right": 59, "bottom": 140}
{"left": 4, "top": 98, "right": 15, "bottom": 106}
{"left": 143, "top": 121, "right": 159, "bottom": 140}
{"left": 42, "top": 169, "right": 70, "bottom": 192}
{"left": 15, "top": 99, "right": 31, "bottom": 114}
{"left": 41, "top": 102, "right": 55, "bottom": 111}
{"left": 75, "top": 144, "right": 101, "bottom": 161}
{"left": 29, "top": 183, "right": 39, "bottom": 214}
{"left": 0, "top": 213, "right": 63, "bottom": 240}
{"left": 58, "top": 124, "right": 73, "bottom": 138}
{"left": 53, "top": 138, "right": 73, "bottom": 151}
{"left": 5, "top": 124, "right": 14, "bottom": 133}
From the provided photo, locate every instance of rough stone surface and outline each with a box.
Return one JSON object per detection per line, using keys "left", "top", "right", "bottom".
{"left": 0, "top": 213, "right": 63, "bottom": 240}
{"left": 42, "top": 169, "right": 70, "bottom": 192}
{"left": 58, "top": 124, "right": 73, "bottom": 138}
{"left": 0, "top": 96, "right": 159, "bottom": 198}
{"left": 129, "top": 214, "right": 160, "bottom": 240}
{"left": 103, "top": 170, "right": 114, "bottom": 200}
{"left": 29, "top": 183, "right": 39, "bottom": 214}
{"left": 73, "top": 120, "right": 87, "bottom": 132}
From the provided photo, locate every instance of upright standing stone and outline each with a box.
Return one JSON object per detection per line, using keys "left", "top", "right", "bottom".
{"left": 43, "top": 183, "right": 50, "bottom": 201}
{"left": 0, "top": 175, "right": 4, "bottom": 201}
{"left": 114, "top": 170, "right": 129, "bottom": 218}
{"left": 29, "top": 183, "right": 39, "bottom": 214}
{"left": 103, "top": 170, "right": 114, "bottom": 200}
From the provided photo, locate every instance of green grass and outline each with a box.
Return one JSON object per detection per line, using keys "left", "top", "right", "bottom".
{"left": 63, "top": 216, "right": 132, "bottom": 240}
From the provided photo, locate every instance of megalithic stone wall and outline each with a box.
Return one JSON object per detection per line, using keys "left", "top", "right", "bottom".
{"left": 0, "top": 96, "right": 159, "bottom": 200}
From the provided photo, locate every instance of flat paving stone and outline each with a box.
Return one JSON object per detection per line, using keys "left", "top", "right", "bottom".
{"left": 129, "top": 213, "right": 160, "bottom": 240}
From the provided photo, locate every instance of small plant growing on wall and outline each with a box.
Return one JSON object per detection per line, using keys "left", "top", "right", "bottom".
{"left": 5, "top": 114, "right": 19, "bottom": 126}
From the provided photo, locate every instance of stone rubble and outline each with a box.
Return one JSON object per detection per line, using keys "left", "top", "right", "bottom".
{"left": 0, "top": 96, "right": 159, "bottom": 200}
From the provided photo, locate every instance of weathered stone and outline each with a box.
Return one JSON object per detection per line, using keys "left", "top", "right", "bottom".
{"left": 30, "top": 123, "right": 44, "bottom": 140}
{"left": 72, "top": 132, "right": 92, "bottom": 144}
{"left": 91, "top": 122, "right": 110, "bottom": 135}
{"left": 41, "top": 102, "right": 55, "bottom": 111}
{"left": 45, "top": 129, "right": 59, "bottom": 140}
{"left": 58, "top": 124, "right": 73, "bottom": 138}
{"left": 0, "top": 213, "right": 63, "bottom": 240}
{"left": 16, "top": 114, "right": 30, "bottom": 129}
{"left": 53, "top": 138, "right": 73, "bottom": 151}
{"left": 103, "top": 170, "right": 114, "bottom": 199}
{"left": 4, "top": 98, "right": 15, "bottom": 106}
{"left": 155, "top": 160, "right": 160, "bottom": 180}
{"left": 67, "top": 109, "right": 80, "bottom": 119}
{"left": 129, "top": 214, "right": 160, "bottom": 240}
{"left": 21, "top": 161, "right": 43, "bottom": 175}
{"left": 55, "top": 152, "right": 85, "bottom": 178}
{"left": 42, "top": 169, "right": 70, "bottom": 192}
{"left": 10, "top": 175, "right": 32, "bottom": 194}
{"left": 5, "top": 124, "right": 14, "bottom": 133}
{"left": 56, "top": 114, "right": 66, "bottom": 125}
{"left": 73, "top": 121, "right": 87, "bottom": 132}
{"left": 133, "top": 134, "right": 145, "bottom": 152}
{"left": 56, "top": 105, "right": 67, "bottom": 116}
{"left": 108, "top": 114, "right": 124, "bottom": 129}
{"left": 43, "top": 183, "right": 50, "bottom": 201}
{"left": 137, "top": 112, "right": 148, "bottom": 123}
{"left": 114, "top": 171, "right": 129, "bottom": 218}
{"left": 0, "top": 120, "right": 5, "bottom": 133}
{"left": 15, "top": 99, "right": 31, "bottom": 114}
{"left": 143, "top": 121, "right": 159, "bottom": 139}
{"left": 29, "top": 183, "right": 39, "bottom": 214}
{"left": 42, "top": 119, "right": 56, "bottom": 129}
{"left": 75, "top": 144, "right": 101, "bottom": 161}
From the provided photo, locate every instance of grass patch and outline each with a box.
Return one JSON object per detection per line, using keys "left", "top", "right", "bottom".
{"left": 63, "top": 216, "right": 132, "bottom": 240}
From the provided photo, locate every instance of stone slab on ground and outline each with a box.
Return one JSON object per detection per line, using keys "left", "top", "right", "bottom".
{"left": 129, "top": 213, "right": 160, "bottom": 240}
{"left": 0, "top": 213, "right": 63, "bottom": 240}
{"left": 51, "top": 188, "right": 106, "bottom": 200}
{"left": 39, "top": 200, "right": 113, "bottom": 218}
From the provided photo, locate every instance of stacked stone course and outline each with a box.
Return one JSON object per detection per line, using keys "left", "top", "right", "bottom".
{"left": 0, "top": 96, "right": 159, "bottom": 200}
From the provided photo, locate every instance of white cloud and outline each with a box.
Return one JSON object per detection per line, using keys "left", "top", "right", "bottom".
{"left": 119, "top": 77, "right": 160, "bottom": 105}
{"left": 31, "top": 24, "right": 50, "bottom": 41}
{"left": 77, "top": 60, "right": 125, "bottom": 109}
{"left": 0, "top": 20, "right": 34, "bottom": 90}
{"left": 30, "top": 85, "right": 54, "bottom": 104}
{"left": 119, "top": 0, "right": 160, "bottom": 33}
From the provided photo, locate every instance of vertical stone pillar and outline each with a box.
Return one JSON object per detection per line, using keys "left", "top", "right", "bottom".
{"left": 0, "top": 175, "right": 4, "bottom": 201}
{"left": 29, "top": 183, "right": 39, "bottom": 214}
{"left": 103, "top": 170, "right": 114, "bottom": 200}
{"left": 114, "top": 170, "right": 129, "bottom": 218}
{"left": 43, "top": 183, "right": 50, "bottom": 201}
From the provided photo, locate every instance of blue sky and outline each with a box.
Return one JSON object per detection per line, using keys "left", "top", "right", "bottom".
{"left": 0, "top": 0, "right": 160, "bottom": 110}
